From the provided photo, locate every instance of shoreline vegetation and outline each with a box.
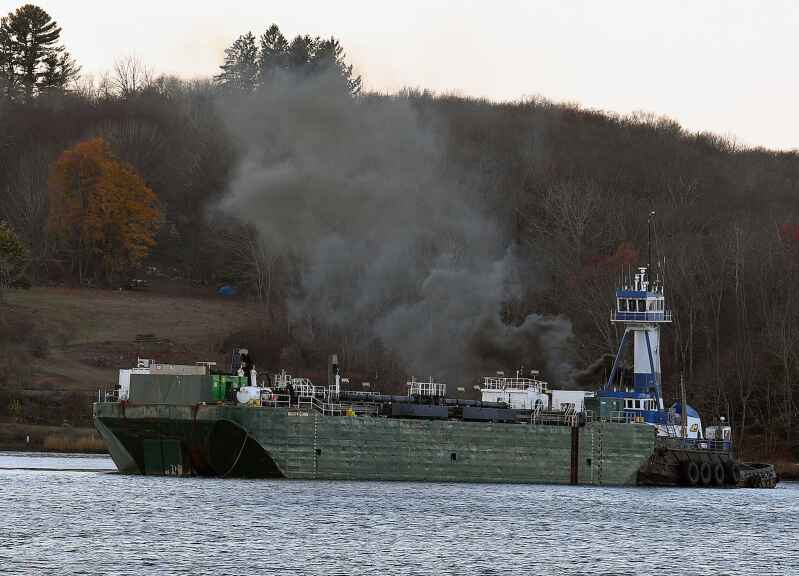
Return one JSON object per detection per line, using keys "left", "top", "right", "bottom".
{"left": 0, "top": 423, "right": 106, "bottom": 454}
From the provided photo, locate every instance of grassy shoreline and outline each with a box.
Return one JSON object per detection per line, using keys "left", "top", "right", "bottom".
{"left": 0, "top": 423, "right": 107, "bottom": 454}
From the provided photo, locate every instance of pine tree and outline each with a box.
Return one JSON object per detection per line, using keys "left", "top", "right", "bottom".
{"left": 257, "top": 24, "right": 288, "bottom": 81}
{"left": 0, "top": 4, "right": 79, "bottom": 102}
{"left": 313, "top": 37, "right": 362, "bottom": 95}
{"left": 0, "top": 12, "right": 18, "bottom": 100}
{"left": 216, "top": 24, "right": 362, "bottom": 95}
{"left": 39, "top": 49, "right": 79, "bottom": 94}
{"left": 213, "top": 32, "right": 258, "bottom": 93}
{"left": 287, "top": 34, "right": 317, "bottom": 71}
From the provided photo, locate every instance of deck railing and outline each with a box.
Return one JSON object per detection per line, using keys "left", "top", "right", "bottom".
{"left": 657, "top": 436, "right": 733, "bottom": 452}
{"left": 97, "top": 387, "right": 119, "bottom": 402}
{"left": 611, "top": 310, "right": 673, "bottom": 323}
{"left": 481, "top": 376, "right": 547, "bottom": 392}
{"left": 261, "top": 394, "right": 292, "bottom": 408}
{"left": 295, "top": 395, "right": 379, "bottom": 416}
{"left": 526, "top": 408, "right": 580, "bottom": 427}
{"left": 583, "top": 410, "right": 635, "bottom": 424}
{"left": 407, "top": 379, "right": 446, "bottom": 398}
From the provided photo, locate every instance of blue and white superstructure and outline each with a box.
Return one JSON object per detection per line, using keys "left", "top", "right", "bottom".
{"left": 599, "top": 220, "right": 702, "bottom": 439}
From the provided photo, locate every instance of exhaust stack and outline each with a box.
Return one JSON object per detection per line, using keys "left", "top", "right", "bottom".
{"left": 328, "top": 354, "right": 340, "bottom": 398}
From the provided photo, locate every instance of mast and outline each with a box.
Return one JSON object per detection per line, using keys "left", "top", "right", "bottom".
{"left": 605, "top": 213, "right": 670, "bottom": 412}
{"left": 647, "top": 210, "right": 655, "bottom": 283}
{"left": 680, "top": 372, "right": 687, "bottom": 438}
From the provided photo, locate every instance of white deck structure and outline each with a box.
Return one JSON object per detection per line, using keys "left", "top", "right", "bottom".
{"left": 550, "top": 389, "right": 594, "bottom": 412}
{"left": 117, "top": 358, "right": 208, "bottom": 401}
{"left": 480, "top": 374, "right": 549, "bottom": 410}
{"left": 407, "top": 377, "right": 446, "bottom": 398}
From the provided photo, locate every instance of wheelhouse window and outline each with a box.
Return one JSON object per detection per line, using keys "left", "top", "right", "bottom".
{"left": 638, "top": 300, "right": 646, "bottom": 312}
{"left": 618, "top": 299, "right": 627, "bottom": 311}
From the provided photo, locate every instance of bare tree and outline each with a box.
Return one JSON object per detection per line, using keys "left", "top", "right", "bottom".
{"left": 731, "top": 224, "right": 757, "bottom": 454}
{"left": 217, "top": 223, "right": 285, "bottom": 322}
{"left": 112, "top": 55, "right": 154, "bottom": 98}
{"left": 1, "top": 147, "right": 53, "bottom": 269}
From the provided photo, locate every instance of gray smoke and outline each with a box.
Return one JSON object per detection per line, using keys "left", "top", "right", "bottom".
{"left": 218, "top": 70, "right": 575, "bottom": 387}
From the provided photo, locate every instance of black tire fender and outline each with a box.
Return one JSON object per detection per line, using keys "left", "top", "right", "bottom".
{"left": 684, "top": 461, "right": 700, "bottom": 486}
{"left": 700, "top": 461, "right": 712, "bottom": 486}
{"left": 712, "top": 462, "right": 725, "bottom": 486}
{"left": 730, "top": 463, "right": 742, "bottom": 484}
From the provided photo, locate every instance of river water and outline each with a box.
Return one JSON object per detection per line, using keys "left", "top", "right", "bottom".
{"left": 0, "top": 452, "right": 795, "bottom": 575}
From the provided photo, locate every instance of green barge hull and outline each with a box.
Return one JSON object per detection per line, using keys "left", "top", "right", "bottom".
{"left": 93, "top": 402, "right": 657, "bottom": 485}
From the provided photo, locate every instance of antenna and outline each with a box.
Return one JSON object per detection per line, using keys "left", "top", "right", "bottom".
{"left": 647, "top": 210, "right": 656, "bottom": 284}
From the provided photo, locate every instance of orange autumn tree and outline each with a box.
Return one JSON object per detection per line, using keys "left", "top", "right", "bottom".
{"left": 48, "top": 138, "right": 161, "bottom": 283}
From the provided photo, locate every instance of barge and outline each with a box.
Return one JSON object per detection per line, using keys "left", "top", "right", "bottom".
{"left": 93, "top": 251, "right": 777, "bottom": 488}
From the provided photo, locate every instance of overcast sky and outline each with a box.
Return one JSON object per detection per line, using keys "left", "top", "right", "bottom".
{"left": 5, "top": 0, "right": 798, "bottom": 150}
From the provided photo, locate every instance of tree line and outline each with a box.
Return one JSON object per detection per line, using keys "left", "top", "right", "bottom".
{"left": 0, "top": 4, "right": 798, "bottom": 459}
{"left": 215, "top": 24, "right": 361, "bottom": 95}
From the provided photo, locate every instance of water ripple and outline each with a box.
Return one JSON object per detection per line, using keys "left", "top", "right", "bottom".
{"left": 0, "top": 453, "right": 796, "bottom": 575}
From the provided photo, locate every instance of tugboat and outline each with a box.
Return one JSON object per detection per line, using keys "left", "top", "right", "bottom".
{"left": 598, "top": 213, "right": 777, "bottom": 488}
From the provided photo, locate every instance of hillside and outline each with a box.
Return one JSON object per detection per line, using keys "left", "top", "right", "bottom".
{"left": 0, "top": 286, "right": 267, "bottom": 429}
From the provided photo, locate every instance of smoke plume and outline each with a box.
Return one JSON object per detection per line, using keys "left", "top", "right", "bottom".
{"left": 218, "top": 70, "right": 575, "bottom": 387}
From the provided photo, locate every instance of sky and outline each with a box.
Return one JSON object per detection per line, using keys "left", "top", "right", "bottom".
{"left": 4, "top": 0, "right": 798, "bottom": 151}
